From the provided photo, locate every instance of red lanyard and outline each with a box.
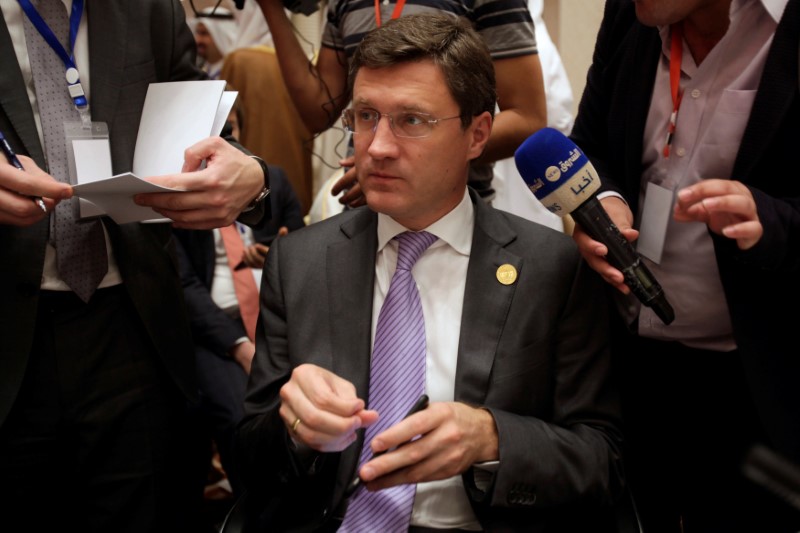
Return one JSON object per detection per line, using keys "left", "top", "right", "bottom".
{"left": 663, "top": 22, "right": 683, "bottom": 158}
{"left": 374, "top": 0, "right": 406, "bottom": 27}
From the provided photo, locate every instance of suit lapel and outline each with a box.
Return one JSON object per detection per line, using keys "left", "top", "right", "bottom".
{"left": 734, "top": 0, "right": 800, "bottom": 182}
{"left": 85, "top": 1, "right": 123, "bottom": 129}
{"left": 455, "top": 195, "right": 521, "bottom": 405}
{"left": 328, "top": 210, "right": 378, "bottom": 397}
{"left": 0, "top": 12, "right": 44, "bottom": 165}
{"left": 327, "top": 209, "right": 378, "bottom": 501}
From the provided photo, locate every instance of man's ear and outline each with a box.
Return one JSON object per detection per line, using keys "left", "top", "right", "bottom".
{"left": 467, "top": 111, "right": 493, "bottom": 160}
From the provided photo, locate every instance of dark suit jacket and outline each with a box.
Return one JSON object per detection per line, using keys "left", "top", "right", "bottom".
{"left": 570, "top": 0, "right": 800, "bottom": 463}
{"left": 236, "top": 191, "right": 624, "bottom": 532}
{"left": 0, "top": 0, "right": 263, "bottom": 425}
{"left": 173, "top": 166, "right": 305, "bottom": 354}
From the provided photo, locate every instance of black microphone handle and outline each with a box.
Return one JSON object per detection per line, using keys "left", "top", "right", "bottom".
{"left": 571, "top": 196, "right": 675, "bottom": 325}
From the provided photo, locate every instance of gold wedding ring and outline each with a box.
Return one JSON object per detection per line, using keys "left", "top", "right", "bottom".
{"left": 291, "top": 417, "right": 302, "bottom": 433}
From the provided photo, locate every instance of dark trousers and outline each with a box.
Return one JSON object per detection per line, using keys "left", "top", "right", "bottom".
{"left": 0, "top": 287, "right": 192, "bottom": 533}
{"left": 616, "top": 329, "right": 800, "bottom": 533}
{"left": 188, "top": 340, "right": 249, "bottom": 496}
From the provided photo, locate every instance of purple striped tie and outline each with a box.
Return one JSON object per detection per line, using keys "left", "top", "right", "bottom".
{"left": 339, "top": 230, "right": 437, "bottom": 533}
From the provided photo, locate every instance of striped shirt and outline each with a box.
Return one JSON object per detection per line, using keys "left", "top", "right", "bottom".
{"left": 322, "top": 0, "right": 538, "bottom": 60}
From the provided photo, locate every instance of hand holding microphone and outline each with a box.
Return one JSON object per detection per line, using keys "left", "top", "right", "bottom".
{"left": 514, "top": 128, "right": 674, "bottom": 325}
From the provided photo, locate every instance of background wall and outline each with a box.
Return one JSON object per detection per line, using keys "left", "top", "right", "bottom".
{"left": 542, "top": 0, "right": 604, "bottom": 115}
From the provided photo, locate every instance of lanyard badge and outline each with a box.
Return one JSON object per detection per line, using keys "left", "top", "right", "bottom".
{"left": 663, "top": 22, "right": 683, "bottom": 158}
{"left": 18, "top": 0, "right": 91, "bottom": 127}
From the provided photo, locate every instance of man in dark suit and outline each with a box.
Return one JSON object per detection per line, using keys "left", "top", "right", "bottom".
{"left": 173, "top": 165, "right": 304, "bottom": 504}
{"left": 236, "top": 14, "right": 622, "bottom": 532}
{"left": 569, "top": 0, "right": 800, "bottom": 531}
{"left": 0, "top": 1, "right": 270, "bottom": 531}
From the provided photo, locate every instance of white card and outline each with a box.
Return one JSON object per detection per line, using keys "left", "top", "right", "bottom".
{"left": 637, "top": 182, "right": 674, "bottom": 264}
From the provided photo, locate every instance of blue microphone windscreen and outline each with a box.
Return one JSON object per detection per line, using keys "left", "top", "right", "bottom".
{"left": 514, "top": 127, "right": 600, "bottom": 216}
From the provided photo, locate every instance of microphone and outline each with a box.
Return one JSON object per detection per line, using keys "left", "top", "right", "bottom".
{"left": 514, "top": 128, "right": 675, "bottom": 325}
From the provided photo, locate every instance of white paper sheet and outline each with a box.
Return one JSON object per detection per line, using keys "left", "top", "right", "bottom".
{"left": 71, "top": 81, "right": 234, "bottom": 224}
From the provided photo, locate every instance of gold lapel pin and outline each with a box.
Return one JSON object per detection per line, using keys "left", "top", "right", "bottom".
{"left": 496, "top": 264, "right": 517, "bottom": 285}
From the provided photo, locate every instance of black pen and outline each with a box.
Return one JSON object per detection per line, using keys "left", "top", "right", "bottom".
{"left": 0, "top": 130, "right": 47, "bottom": 213}
{"left": 345, "top": 393, "right": 430, "bottom": 497}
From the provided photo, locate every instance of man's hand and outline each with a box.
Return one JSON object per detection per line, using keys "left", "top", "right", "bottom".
{"left": 331, "top": 156, "right": 366, "bottom": 209}
{"left": 674, "top": 179, "right": 762, "bottom": 250}
{"left": 571, "top": 195, "right": 637, "bottom": 295}
{"left": 279, "top": 364, "right": 378, "bottom": 453}
{"left": 134, "top": 137, "right": 265, "bottom": 229}
{"left": 0, "top": 155, "right": 71, "bottom": 226}
{"left": 230, "top": 340, "right": 256, "bottom": 374}
{"left": 358, "top": 401, "right": 499, "bottom": 491}
{"left": 242, "top": 227, "right": 288, "bottom": 268}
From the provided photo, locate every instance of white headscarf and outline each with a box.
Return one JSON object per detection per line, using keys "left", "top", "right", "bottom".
{"left": 188, "top": 6, "right": 240, "bottom": 57}
{"left": 231, "top": 2, "right": 275, "bottom": 49}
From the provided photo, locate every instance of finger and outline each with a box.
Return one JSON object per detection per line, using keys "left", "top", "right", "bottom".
{"left": 151, "top": 205, "right": 235, "bottom": 229}
{"left": 722, "top": 220, "right": 763, "bottom": 250}
{"left": 277, "top": 226, "right": 289, "bottom": 236}
{"left": 700, "top": 194, "right": 756, "bottom": 220}
{"left": 339, "top": 183, "right": 365, "bottom": 207}
{"left": 676, "top": 179, "right": 747, "bottom": 207}
{"left": 1, "top": 161, "right": 72, "bottom": 200}
{"left": 180, "top": 136, "right": 230, "bottom": 173}
{"left": 331, "top": 168, "right": 357, "bottom": 195}
{"left": 0, "top": 190, "right": 50, "bottom": 226}
{"left": 242, "top": 248, "right": 259, "bottom": 266}
{"left": 369, "top": 410, "right": 432, "bottom": 456}
{"left": 362, "top": 438, "right": 434, "bottom": 489}
{"left": 281, "top": 371, "right": 365, "bottom": 440}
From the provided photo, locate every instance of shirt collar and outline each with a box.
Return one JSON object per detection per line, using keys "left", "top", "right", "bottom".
{"left": 376, "top": 188, "right": 474, "bottom": 256}
{"left": 658, "top": 0, "right": 787, "bottom": 49}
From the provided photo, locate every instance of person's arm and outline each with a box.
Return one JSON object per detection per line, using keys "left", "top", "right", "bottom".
{"left": 256, "top": 0, "right": 350, "bottom": 133}
{"left": 130, "top": 0, "right": 269, "bottom": 229}
{"left": 134, "top": 137, "right": 267, "bottom": 229}
{"left": 173, "top": 229, "right": 250, "bottom": 354}
{"left": 568, "top": 1, "right": 644, "bottom": 291}
{"left": 476, "top": 53, "right": 547, "bottom": 165}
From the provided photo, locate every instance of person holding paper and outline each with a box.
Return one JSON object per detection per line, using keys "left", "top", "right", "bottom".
{"left": 0, "top": 0, "right": 270, "bottom": 531}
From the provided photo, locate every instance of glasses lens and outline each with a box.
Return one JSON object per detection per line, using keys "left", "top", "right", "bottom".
{"left": 342, "top": 109, "right": 438, "bottom": 138}
{"left": 395, "top": 112, "right": 433, "bottom": 138}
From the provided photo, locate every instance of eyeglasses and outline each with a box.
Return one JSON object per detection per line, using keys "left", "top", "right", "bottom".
{"left": 342, "top": 108, "right": 461, "bottom": 139}
{"left": 188, "top": 0, "right": 234, "bottom": 19}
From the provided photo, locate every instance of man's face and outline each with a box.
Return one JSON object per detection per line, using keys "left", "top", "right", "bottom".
{"left": 194, "top": 22, "right": 221, "bottom": 64}
{"left": 632, "top": 0, "right": 725, "bottom": 27}
{"left": 352, "top": 61, "right": 491, "bottom": 230}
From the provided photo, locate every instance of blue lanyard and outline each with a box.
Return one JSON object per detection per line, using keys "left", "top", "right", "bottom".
{"left": 18, "top": 0, "right": 88, "bottom": 111}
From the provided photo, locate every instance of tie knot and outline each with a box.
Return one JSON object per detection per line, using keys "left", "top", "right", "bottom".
{"left": 394, "top": 231, "right": 437, "bottom": 271}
